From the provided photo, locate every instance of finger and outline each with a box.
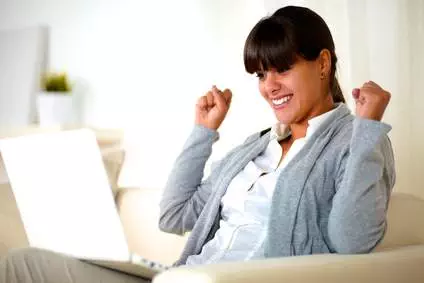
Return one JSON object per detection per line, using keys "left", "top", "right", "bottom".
{"left": 359, "top": 86, "right": 382, "bottom": 97}
{"left": 212, "top": 85, "right": 222, "bottom": 94}
{"left": 212, "top": 89, "right": 227, "bottom": 110}
{"left": 197, "top": 96, "right": 208, "bottom": 109}
{"left": 353, "top": 88, "right": 367, "bottom": 103}
{"left": 367, "top": 80, "right": 381, "bottom": 87}
{"left": 352, "top": 88, "right": 360, "bottom": 100}
{"left": 354, "top": 88, "right": 367, "bottom": 105}
{"left": 222, "top": 89, "right": 232, "bottom": 105}
{"left": 363, "top": 80, "right": 375, "bottom": 86}
{"left": 363, "top": 81, "right": 382, "bottom": 90}
{"left": 360, "top": 87, "right": 391, "bottom": 104}
{"left": 206, "top": 91, "right": 214, "bottom": 107}
{"left": 211, "top": 85, "right": 223, "bottom": 98}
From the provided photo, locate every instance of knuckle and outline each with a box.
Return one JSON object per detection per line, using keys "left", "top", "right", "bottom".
{"left": 381, "top": 91, "right": 390, "bottom": 99}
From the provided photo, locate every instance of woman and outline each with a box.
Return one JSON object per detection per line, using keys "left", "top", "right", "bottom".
{"left": 159, "top": 5, "right": 394, "bottom": 266}
{"left": 0, "top": 5, "right": 395, "bottom": 283}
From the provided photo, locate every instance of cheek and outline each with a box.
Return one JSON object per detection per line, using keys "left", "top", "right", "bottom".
{"left": 286, "top": 75, "right": 302, "bottom": 95}
{"left": 293, "top": 72, "right": 320, "bottom": 99}
{"left": 305, "top": 68, "right": 322, "bottom": 90}
{"left": 258, "top": 82, "right": 267, "bottom": 100}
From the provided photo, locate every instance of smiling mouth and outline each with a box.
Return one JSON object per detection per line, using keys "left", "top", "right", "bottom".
{"left": 272, "top": 94, "right": 293, "bottom": 107}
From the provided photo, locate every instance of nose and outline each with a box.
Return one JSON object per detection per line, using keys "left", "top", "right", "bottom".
{"left": 263, "top": 71, "right": 281, "bottom": 96}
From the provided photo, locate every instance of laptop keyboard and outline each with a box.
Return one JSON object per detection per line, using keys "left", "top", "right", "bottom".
{"left": 131, "top": 254, "right": 171, "bottom": 272}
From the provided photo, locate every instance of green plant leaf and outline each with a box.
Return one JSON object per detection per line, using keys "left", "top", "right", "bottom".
{"left": 41, "top": 72, "right": 72, "bottom": 93}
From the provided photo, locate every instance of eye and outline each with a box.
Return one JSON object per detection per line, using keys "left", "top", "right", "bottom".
{"left": 277, "top": 67, "right": 290, "bottom": 74}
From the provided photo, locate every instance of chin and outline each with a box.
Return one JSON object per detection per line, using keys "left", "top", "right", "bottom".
{"left": 277, "top": 116, "right": 294, "bottom": 125}
{"left": 274, "top": 112, "right": 295, "bottom": 125}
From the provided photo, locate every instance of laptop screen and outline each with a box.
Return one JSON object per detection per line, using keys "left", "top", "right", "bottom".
{"left": 0, "top": 129, "right": 130, "bottom": 261}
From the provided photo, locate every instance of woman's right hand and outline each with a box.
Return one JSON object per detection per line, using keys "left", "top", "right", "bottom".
{"left": 195, "top": 85, "right": 232, "bottom": 131}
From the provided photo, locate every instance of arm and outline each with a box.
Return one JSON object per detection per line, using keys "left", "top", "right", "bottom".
{"left": 328, "top": 118, "right": 395, "bottom": 254}
{"left": 327, "top": 80, "right": 394, "bottom": 253}
{"left": 159, "top": 85, "right": 233, "bottom": 235}
{"left": 159, "top": 125, "right": 220, "bottom": 235}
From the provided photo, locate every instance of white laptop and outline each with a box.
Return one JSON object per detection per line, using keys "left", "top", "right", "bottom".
{"left": 0, "top": 129, "right": 169, "bottom": 279}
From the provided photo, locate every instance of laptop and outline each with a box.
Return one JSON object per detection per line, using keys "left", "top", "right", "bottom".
{"left": 0, "top": 129, "right": 169, "bottom": 279}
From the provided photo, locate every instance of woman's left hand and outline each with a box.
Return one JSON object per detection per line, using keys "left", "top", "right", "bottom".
{"left": 352, "top": 81, "right": 391, "bottom": 121}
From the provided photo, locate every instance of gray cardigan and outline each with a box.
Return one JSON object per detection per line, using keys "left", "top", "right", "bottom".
{"left": 159, "top": 104, "right": 396, "bottom": 265}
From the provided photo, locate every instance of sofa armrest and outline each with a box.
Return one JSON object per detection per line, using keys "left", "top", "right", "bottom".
{"left": 153, "top": 245, "right": 424, "bottom": 283}
{"left": 116, "top": 188, "right": 187, "bottom": 265}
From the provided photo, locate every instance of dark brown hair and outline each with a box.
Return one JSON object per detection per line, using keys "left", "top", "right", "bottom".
{"left": 243, "top": 6, "right": 345, "bottom": 103}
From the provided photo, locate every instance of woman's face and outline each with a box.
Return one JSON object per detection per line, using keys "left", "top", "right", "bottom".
{"left": 257, "top": 57, "right": 328, "bottom": 126}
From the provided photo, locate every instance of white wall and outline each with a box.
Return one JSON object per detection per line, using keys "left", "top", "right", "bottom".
{"left": 344, "top": 0, "right": 424, "bottom": 198}
{"left": 0, "top": 0, "right": 270, "bottom": 188}
{"left": 403, "top": 0, "right": 424, "bottom": 197}
{"left": 0, "top": 26, "right": 47, "bottom": 128}
{"left": 1, "top": 0, "right": 423, "bottom": 197}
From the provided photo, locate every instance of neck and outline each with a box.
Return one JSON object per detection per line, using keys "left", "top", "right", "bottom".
{"left": 289, "top": 97, "right": 335, "bottom": 140}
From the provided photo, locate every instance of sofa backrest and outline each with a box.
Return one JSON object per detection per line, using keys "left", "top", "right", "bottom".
{"left": 375, "top": 192, "right": 424, "bottom": 251}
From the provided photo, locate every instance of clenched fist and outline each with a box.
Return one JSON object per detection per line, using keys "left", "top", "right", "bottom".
{"left": 352, "top": 81, "right": 391, "bottom": 121}
{"left": 195, "top": 86, "right": 232, "bottom": 130}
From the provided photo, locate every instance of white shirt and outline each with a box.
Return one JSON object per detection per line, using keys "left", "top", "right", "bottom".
{"left": 186, "top": 109, "right": 337, "bottom": 265}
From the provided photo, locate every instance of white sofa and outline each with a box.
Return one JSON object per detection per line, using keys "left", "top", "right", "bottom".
{"left": 150, "top": 192, "right": 424, "bottom": 283}
{"left": 111, "top": 173, "right": 424, "bottom": 283}
{"left": 2, "top": 142, "right": 424, "bottom": 282}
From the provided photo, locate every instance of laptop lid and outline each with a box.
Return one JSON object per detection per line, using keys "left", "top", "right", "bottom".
{"left": 0, "top": 129, "right": 130, "bottom": 261}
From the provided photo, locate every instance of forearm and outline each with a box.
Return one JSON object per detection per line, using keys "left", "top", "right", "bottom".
{"left": 159, "top": 125, "right": 219, "bottom": 234}
{"left": 328, "top": 118, "right": 395, "bottom": 253}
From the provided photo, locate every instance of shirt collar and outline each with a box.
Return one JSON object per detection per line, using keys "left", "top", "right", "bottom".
{"left": 305, "top": 106, "right": 338, "bottom": 138}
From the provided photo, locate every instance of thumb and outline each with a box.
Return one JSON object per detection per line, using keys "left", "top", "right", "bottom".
{"left": 212, "top": 90, "right": 228, "bottom": 111}
{"left": 352, "top": 88, "right": 360, "bottom": 100}
{"left": 222, "top": 89, "right": 232, "bottom": 105}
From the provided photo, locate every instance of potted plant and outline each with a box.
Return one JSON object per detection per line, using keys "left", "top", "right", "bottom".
{"left": 37, "top": 72, "right": 75, "bottom": 126}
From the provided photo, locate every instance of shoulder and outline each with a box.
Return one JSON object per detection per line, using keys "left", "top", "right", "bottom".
{"left": 315, "top": 111, "right": 355, "bottom": 169}
{"left": 329, "top": 115, "right": 393, "bottom": 151}
{"left": 220, "top": 127, "right": 271, "bottom": 160}
{"left": 241, "top": 127, "right": 271, "bottom": 144}
{"left": 323, "top": 115, "right": 394, "bottom": 171}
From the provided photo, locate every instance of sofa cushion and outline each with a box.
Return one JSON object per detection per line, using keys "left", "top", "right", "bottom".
{"left": 374, "top": 193, "right": 424, "bottom": 251}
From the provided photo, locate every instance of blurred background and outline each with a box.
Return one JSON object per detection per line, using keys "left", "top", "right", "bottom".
{"left": 0, "top": 0, "right": 423, "bottom": 199}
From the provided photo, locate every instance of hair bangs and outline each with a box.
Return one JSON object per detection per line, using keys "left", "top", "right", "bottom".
{"left": 244, "top": 17, "right": 298, "bottom": 74}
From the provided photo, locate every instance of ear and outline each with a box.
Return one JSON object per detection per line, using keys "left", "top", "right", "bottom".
{"left": 318, "top": 49, "right": 331, "bottom": 79}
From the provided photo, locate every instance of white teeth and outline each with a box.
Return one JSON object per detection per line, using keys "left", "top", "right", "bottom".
{"left": 272, "top": 95, "right": 292, "bottom": 105}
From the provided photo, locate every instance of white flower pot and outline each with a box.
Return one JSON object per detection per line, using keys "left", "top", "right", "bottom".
{"left": 37, "top": 92, "right": 75, "bottom": 126}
